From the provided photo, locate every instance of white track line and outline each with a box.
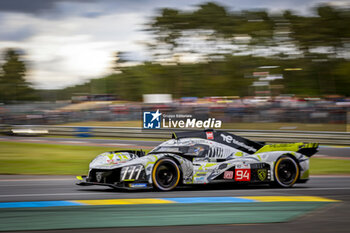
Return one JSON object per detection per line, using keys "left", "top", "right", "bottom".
{"left": 105, "top": 143, "right": 134, "bottom": 146}
{"left": 0, "top": 179, "right": 75, "bottom": 182}
{"left": 291, "top": 187, "right": 350, "bottom": 191}
{"left": 0, "top": 183, "right": 74, "bottom": 187}
{"left": 19, "top": 139, "right": 43, "bottom": 142}
{"left": 57, "top": 141, "right": 87, "bottom": 144}
{"left": 210, "top": 187, "right": 350, "bottom": 193}
{"left": 0, "top": 193, "right": 104, "bottom": 197}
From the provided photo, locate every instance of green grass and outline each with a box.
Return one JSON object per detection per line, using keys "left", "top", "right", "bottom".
{"left": 310, "top": 157, "right": 350, "bottom": 175}
{"left": 0, "top": 141, "right": 139, "bottom": 175}
{"left": 60, "top": 121, "right": 348, "bottom": 132}
{"left": 0, "top": 141, "right": 349, "bottom": 175}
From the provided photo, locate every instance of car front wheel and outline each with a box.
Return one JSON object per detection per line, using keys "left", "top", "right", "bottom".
{"left": 152, "top": 158, "right": 180, "bottom": 191}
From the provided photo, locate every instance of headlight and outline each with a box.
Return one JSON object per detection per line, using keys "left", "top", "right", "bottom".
{"left": 121, "top": 165, "right": 144, "bottom": 181}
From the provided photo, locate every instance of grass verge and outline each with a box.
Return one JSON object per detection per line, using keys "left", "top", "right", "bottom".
{"left": 310, "top": 157, "right": 350, "bottom": 175}
{"left": 0, "top": 141, "right": 142, "bottom": 175}
{"left": 0, "top": 141, "right": 348, "bottom": 175}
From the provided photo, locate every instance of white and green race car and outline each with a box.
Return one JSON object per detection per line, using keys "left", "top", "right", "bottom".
{"left": 76, "top": 129, "right": 318, "bottom": 191}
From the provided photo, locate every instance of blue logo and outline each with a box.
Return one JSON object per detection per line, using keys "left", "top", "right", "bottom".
{"left": 143, "top": 109, "right": 162, "bottom": 129}
{"left": 129, "top": 183, "right": 148, "bottom": 188}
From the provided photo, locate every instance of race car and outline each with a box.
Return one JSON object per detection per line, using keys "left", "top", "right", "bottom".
{"left": 76, "top": 129, "right": 318, "bottom": 191}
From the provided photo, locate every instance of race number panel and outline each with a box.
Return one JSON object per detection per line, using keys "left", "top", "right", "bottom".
{"left": 235, "top": 169, "right": 251, "bottom": 181}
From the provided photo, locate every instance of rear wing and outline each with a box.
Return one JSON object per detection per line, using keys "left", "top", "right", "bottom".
{"left": 254, "top": 142, "right": 319, "bottom": 157}
{"left": 297, "top": 143, "right": 319, "bottom": 157}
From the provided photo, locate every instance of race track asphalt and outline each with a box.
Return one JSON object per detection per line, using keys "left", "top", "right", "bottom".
{"left": 0, "top": 176, "right": 349, "bottom": 203}
{"left": 0, "top": 176, "right": 349, "bottom": 232}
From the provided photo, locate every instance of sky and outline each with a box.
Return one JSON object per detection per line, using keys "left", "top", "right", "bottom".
{"left": 0, "top": 0, "right": 344, "bottom": 89}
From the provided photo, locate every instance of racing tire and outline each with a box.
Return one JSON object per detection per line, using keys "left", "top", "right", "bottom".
{"left": 272, "top": 155, "right": 299, "bottom": 188}
{"left": 152, "top": 158, "right": 181, "bottom": 191}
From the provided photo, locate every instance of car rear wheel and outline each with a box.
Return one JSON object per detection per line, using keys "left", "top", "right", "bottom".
{"left": 152, "top": 158, "right": 180, "bottom": 191}
{"left": 273, "top": 155, "right": 299, "bottom": 188}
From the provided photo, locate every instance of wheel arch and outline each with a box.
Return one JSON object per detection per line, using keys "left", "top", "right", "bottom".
{"left": 158, "top": 155, "right": 184, "bottom": 179}
{"left": 280, "top": 153, "right": 302, "bottom": 177}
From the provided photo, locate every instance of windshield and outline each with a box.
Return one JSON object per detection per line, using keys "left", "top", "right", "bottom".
{"left": 150, "top": 145, "right": 208, "bottom": 157}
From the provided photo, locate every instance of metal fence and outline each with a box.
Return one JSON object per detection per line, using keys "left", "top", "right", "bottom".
{"left": 10, "top": 125, "right": 350, "bottom": 145}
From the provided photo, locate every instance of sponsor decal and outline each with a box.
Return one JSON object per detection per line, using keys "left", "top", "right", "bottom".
{"left": 107, "top": 160, "right": 127, "bottom": 165}
{"left": 236, "top": 164, "right": 250, "bottom": 169}
{"left": 129, "top": 183, "right": 148, "bottom": 188}
{"left": 224, "top": 171, "right": 234, "bottom": 179}
{"left": 143, "top": 109, "right": 221, "bottom": 129}
{"left": 235, "top": 169, "right": 251, "bottom": 181}
{"left": 143, "top": 110, "right": 162, "bottom": 129}
{"left": 258, "top": 169, "right": 267, "bottom": 181}
{"left": 220, "top": 134, "right": 257, "bottom": 152}
{"left": 206, "top": 131, "right": 214, "bottom": 140}
{"left": 194, "top": 172, "right": 207, "bottom": 177}
{"left": 194, "top": 176, "right": 205, "bottom": 182}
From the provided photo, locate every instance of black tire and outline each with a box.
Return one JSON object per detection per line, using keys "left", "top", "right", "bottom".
{"left": 272, "top": 155, "right": 299, "bottom": 188}
{"left": 152, "top": 158, "right": 181, "bottom": 191}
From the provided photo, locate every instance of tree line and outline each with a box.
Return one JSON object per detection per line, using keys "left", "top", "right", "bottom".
{"left": 0, "top": 49, "right": 37, "bottom": 103}
{"left": 55, "top": 3, "right": 350, "bottom": 101}
{"left": 1, "top": 2, "right": 350, "bottom": 102}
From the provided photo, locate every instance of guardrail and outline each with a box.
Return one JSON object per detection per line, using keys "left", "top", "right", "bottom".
{"left": 8, "top": 125, "right": 350, "bottom": 145}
